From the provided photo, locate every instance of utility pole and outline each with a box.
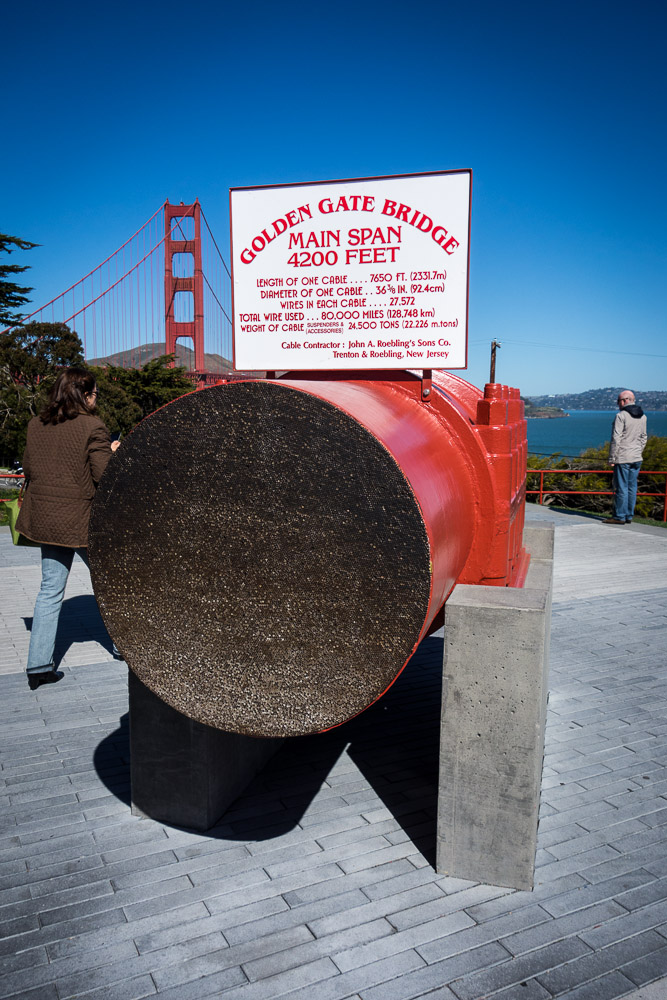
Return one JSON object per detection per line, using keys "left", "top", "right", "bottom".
{"left": 490, "top": 340, "right": 501, "bottom": 383}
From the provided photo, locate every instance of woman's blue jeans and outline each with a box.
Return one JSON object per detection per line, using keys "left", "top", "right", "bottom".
{"left": 27, "top": 545, "right": 89, "bottom": 671}
{"left": 613, "top": 461, "right": 642, "bottom": 521}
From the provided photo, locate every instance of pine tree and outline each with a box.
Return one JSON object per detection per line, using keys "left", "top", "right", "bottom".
{"left": 0, "top": 232, "right": 39, "bottom": 328}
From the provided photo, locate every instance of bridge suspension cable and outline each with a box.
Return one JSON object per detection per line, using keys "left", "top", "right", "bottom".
{"left": 3, "top": 201, "right": 233, "bottom": 374}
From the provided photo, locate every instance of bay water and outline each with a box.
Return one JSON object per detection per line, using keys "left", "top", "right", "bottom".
{"left": 526, "top": 410, "right": 667, "bottom": 458}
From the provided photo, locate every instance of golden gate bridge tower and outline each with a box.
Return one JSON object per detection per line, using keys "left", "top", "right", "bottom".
{"left": 164, "top": 200, "right": 205, "bottom": 375}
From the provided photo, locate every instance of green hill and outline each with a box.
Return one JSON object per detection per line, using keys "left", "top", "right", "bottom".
{"left": 527, "top": 388, "right": 667, "bottom": 410}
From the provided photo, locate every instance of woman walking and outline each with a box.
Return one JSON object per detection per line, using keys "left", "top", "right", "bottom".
{"left": 16, "top": 367, "right": 120, "bottom": 689}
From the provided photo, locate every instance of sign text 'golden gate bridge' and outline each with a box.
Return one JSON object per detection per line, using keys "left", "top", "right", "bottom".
{"left": 6, "top": 201, "right": 234, "bottom": 385}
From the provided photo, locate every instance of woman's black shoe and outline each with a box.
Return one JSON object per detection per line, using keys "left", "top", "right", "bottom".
{"left": 27, "top": 669, "right": 64, "bottom": 690}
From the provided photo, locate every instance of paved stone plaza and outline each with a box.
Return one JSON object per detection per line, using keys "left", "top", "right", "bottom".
{"left": 1, "top": 509, "right": 667, "bottom": 1000}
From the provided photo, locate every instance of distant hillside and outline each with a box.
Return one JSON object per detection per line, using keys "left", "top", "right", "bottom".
{"left": 527, "top": 388, "right": 667, "bottom": 411}
{"left": 523, "top": 399, "right": 567, "bottom": 419}
{"left": 87, "top": 342, "right": 234, "bottom": 373}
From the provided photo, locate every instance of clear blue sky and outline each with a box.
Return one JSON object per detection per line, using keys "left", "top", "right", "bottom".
{"left": 3, "top": 0, "right": 665, "bottom": 395}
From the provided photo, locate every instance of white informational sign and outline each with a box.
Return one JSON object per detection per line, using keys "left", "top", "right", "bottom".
{"left": 230, "top": 170, "right": 471, "bottom": 371}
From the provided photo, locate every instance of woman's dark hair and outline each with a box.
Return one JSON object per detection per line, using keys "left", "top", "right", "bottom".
{"left": 40, "top": 367, "right": 97, "bottom": 425}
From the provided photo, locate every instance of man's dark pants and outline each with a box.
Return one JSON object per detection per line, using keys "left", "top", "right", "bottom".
{"left": 613, "top": 461, "right": 642, "bottom": 521}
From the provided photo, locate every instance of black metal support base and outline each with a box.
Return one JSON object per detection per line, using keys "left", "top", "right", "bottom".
{"left": 128, "top": 671, "right": 283, "bottom": 831}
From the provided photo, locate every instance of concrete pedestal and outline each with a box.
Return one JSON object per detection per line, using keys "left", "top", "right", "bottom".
{"left": 129, "top": 672, "right": 283, "bottom": 830}
{"left": 436, "top": 523, "right": 554, "bottom": 890}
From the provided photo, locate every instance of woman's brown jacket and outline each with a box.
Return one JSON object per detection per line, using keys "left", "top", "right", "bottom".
{"left": 16, "top": 413, "right": 113, "bottom": 548}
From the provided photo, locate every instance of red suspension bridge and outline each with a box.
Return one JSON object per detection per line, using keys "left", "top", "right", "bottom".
{"left": 5, "top": 201, "right": 234, "bottom": 384}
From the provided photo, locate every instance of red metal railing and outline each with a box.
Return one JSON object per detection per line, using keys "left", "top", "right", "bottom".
{"left": 527, "top": 468, "right": 667, "bottom": 522}
{"left": 5, "top": 470, "right": 667, "bottom": 522}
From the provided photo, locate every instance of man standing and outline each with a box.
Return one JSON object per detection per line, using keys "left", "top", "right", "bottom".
{"left": 605, "top": 389, "right": 647, "bottom": 525}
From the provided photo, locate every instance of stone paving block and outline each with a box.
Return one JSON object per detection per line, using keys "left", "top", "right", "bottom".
{"left": 334, "top": 910, "right": 475, "bottom": 973}
{"left": 335, "top": 841, "right": 423, "bottom": 875}
{"left": 622, "top": 943, "right": 667, "bottom": 988}
{"left": 541, "top": 821, "right": 648, "bottom": 860}
{"left": 0, "top": 938, "right": 140, "bottom": 998}
{"left": 0, "top": 986, "right": 59, "bottom": 1000}
{"left": 579, "top": 898, "right": 667, "bottom": 948}
{"left": 0, "top": 945, "right": 48, "bottom": 976}
{"left": 137, "top": 899, "right": 286, "bottom": 956}
{"left": 251, "top": 815, "right": 370, "bottom": 854}
{"left": 585, "top": 844, "right": 667, "bottom": 885}
{"left": 416, "top": 905, "right": 551, "bottom": 965}
{"left": 390, "top": 884, "right": 510, "bottom": 932}
{"left": 374, "top": 819, "right": 433, "bottom": 849}
{"left": 3, "top": 852, "right": 105, "bottom": 892}
{"left": 38, "top": 874, "right": 193, "bottom": 927}
{"left": 642, "top": 856, "right": 667, "bottom": 880}
{"left": 177, "top": 956, "right": 339, "bottom": 1000}
{"left": 313, "top": 819, "right": 401, "bottom": 852}
{"left": 549, "top": 970, "right": 639, "bottom": 1000}
{"left": 617, "top": 877, "right": 667, "bottom": 912}
{"left": 639, "top": 808, "right": 667, "bottom": 829}
{"left": 306, "top": 883, "right": 445, "bottom": 940}
{"left": 500, "top": 899, "right": 628, "bottom": 957}
{"left": 606, "top": 779, "right": 667, "bottom": 809}
{"left": 56, "top": 974, "right": 158, "bottom": 1000}
{"left": 30, "top": 849, "right": 178, "bottom": 897}
{"left": 242, "top": 919, "right": 392, "bottom": 982}
{"left": 201, "top": 864, "right": 346, "bottom": 916}
{"left": 0, "top": 903, "right": 127, "bottom": 959}
{"left": 447, "top": 936, "right": 591, "bottom": 1000}
{"left": 262, "top": 844, "right": 371, "bottom": 880}
{"left": 482, "top": 982, "right": 550, "bottom": 1000}
{"left": 10, "top": 877, "right": 114, "bottom": 921}
{"left": 534, "top": 799, "right": 619, "bottom": 834}
{"left": 360, "top": 942, "right": 512, "bottom": 1000}
{"left": 546, "top": 778, "right": 647, "bottom": 810}
{"left": 0, "top": 911, "right": 40, "bottom": 943}
{"left": 13, "top": 827, "right": 98, "bottom": 860}
{"left": 47, "top": 904, "right": 210, "bottom": 963}
{"left": 580, "top": 800, "right": 667, "bottom": 832}
{"left": 225, "top": 890, "right": 365, "bottom": 948}
{"left": 123, "top": 869, "right": 273, "bottom": 924}
{"left": 272, "top": 950, "right": 427, "bottom": 1000}
{"left": 534, "top": 845, "right": 622, "bottom": 882}
{"left": 133, "top": 935, "right": 241, "bottom": 991}
{"left": 464, "top": 873, "right": 586, "bottom": 922}
{"left": 538, "top": 930, "right": 667, "bottom": 995}
{"left": 133, "top": 846, "right": 253, "bottom": 887}
{"left": 0, "top": 884, "right": 30, "bottom": 907}
{"left": 3, "top": 791, "right": 79, "bottom": 817}
{"left": 359, "top": 864, "right": 445, "bottom": 902}
{"left": 281, "top": 859, "right": 415, "bottom": 908}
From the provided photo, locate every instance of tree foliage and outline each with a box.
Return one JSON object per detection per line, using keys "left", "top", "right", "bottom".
{"left": 0, "top": 322, "right": 85, "bottom": 461}
{"left": 90, "top": 356, "right": 193, "bottom": 430}
{"left": 1, "top": 321, "right": 193, "bottom": 464}
{"left": 527, "top": 437, "right": 667, "bottom": 521}
{"left": 0, "top": 232, "right": 38, "bottom": 328}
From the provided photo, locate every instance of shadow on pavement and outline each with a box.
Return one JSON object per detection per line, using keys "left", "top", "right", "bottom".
{"left": 93, "top": 635, "right": 444, "bottom": 867}
{"left": 23, "top": 593, "right": 116, "bottom": 665}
